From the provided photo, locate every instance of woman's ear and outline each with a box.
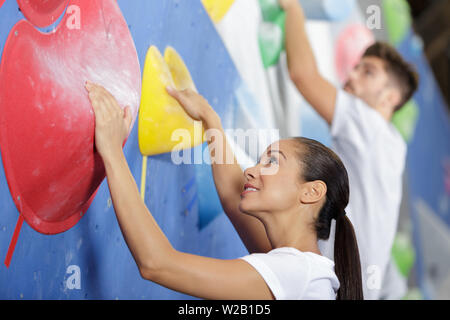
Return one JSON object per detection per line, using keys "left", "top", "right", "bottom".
{"left": 299, "top": 180, "right": 327, "bottom": 204}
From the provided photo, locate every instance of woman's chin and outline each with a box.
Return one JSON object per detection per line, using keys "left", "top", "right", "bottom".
{"left": 238, "top": 199, "right": 257, "bottom": 216}
{"left": 238, "top": 200, "right": 249, "bottom": 214}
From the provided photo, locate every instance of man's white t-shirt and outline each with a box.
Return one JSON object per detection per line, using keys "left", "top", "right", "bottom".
{"left": 240, "top": 247, "right": 340, "bottom": 300}
{"left": 319, "top": 90, "right": 407, "bottom": 300}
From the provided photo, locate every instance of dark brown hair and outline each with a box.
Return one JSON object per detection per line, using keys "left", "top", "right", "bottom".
{"left": 292, "top": 137, "right": 363, "bottom": 300}
{"left": 363, "top": 41, "right": 419, "bottom": 112}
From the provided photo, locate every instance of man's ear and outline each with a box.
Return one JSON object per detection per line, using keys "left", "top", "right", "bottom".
{"left": 299, "top": 180, "right": 327, "bottom": 204}
{"left": 382, "top": 85, "right": 402, "bottom": 111}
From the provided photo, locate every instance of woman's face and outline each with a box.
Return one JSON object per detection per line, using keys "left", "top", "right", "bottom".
{"left": 239, "top": 139, "right": 304, "bottom": 216}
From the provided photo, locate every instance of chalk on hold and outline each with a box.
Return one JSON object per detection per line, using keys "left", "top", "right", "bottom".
{"left": 0, "top": 0, "right": 140, "bottom": 237}
{"left": 165, "top": 47, "right": 197, "bottom": 93}
{"left": 138, "top": 46, "right": 204, "bottom": 156}
{"left": 202, "top": 0, "right": 235, "bottom": 23}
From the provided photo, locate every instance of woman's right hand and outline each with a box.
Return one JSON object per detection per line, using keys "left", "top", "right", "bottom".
{"left": 166, "top": 86, "right": 217, "bottom": 124}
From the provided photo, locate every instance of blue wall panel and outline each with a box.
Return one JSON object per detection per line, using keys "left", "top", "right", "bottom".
{"left": 397, "top": 31, "right": 450, "bottom": 299}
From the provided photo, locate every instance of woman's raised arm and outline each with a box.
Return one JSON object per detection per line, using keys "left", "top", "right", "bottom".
{"left": 167, "top": 87, "right": 272, "bottom": 254}
{"left": 85, "top": 82, "right": 273, "bottom": 300}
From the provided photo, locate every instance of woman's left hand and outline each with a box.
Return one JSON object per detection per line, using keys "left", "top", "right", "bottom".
{"left": 85, "top": 81, "right": 132, "bottom": 161}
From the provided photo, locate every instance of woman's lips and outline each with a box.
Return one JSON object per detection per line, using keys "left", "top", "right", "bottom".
{"left": 241, "top": 184, "right": 259, "bottom": 197}
{"left": 241, "top": 189, "right": 257, "bottom": 196}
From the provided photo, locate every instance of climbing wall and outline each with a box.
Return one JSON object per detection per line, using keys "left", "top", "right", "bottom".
{"left": 0, "top": 0, "right": 448, "bottom": 300}
{"left": 397, "top": 32, "right": 450, "bottom": 300}
{"left": 0, "top": 0, "right": 248, "bottom": 299}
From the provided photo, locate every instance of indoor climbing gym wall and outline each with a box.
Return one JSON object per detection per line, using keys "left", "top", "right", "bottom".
{"left": 0, "top": 0, "right": 250, "bottom": 300}
{"left": 0, "top": 0, "right": 449, "bottom": 300}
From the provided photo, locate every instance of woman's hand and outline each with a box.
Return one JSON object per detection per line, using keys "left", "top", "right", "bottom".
{"left": 85, "top": 81, "right": 132, "bottom": 161}
{"left": 166, "top": 86, "right": 219, "bottom": 127}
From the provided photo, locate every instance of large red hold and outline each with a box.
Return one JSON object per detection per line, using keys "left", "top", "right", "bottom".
{"left": 16, "top": 0, "right": 69, "bottom": 28}
{"left": 0, "top": 0, "right": 141, "bottom": 236}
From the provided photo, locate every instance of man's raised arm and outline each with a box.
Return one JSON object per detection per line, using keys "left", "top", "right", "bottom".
{"left": 281, "top": 0, "right": 337, "bottom": 125}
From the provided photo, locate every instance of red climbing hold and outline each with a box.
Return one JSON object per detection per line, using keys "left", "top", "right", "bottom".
{"left": 0, "top": 0, "right": 141, "bottom": 236}
{"left": 16, "top": 0, "right": 69, "bottom": 28}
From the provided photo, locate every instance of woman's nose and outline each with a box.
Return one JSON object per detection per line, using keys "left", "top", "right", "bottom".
{"left": 244, "top": 166, "right": 258, "bottom": 181}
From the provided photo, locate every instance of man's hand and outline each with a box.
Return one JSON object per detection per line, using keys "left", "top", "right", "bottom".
{"left": 166, "top": 86, "right": 219, "bottom": 127}
{"left": 278, "top": 0, "right": 298, "bottom": 11}
{"left": 281, "top": 0, "right": 337, "bottom": 125}
{"left": 85, "top": 81, "right": 132, "bottom": 160}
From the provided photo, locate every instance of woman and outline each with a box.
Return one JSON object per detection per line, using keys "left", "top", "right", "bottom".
{"left": 85, "top": 81, "right": 363, "bottom": 299}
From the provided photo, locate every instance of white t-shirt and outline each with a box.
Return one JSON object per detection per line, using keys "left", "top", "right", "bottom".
{"left": 240, "top": 247, "right": 340, "bottom": 300}
{"left": 319, "top": 90, "right": 407, "bottom": 300}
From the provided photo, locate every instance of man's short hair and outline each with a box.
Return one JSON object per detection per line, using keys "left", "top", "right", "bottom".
{"left": 363, "top": 42, "right": 419, "bottom": 112}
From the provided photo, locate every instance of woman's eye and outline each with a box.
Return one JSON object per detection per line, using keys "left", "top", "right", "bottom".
{"left": 258, "top": 156, "right": 278, "bottom": 166}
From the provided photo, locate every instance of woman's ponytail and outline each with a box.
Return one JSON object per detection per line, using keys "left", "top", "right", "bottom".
{"left": 334, "top": 215, "right": 364, "bottom": 300}
{"left": 292, "top": 137, "right": 364, "bottom": 300}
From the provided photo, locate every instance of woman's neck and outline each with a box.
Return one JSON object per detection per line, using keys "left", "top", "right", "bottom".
{"left": 260, "top": 210, "right": 322, "bottom": 255}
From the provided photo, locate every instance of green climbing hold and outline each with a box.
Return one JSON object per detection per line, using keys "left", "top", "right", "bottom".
{"left": 259, "top": 0, "right": 284, "bottom": 22}
{"left": 258, "top": 0, "right": 286, "bottom": 68}
{"left": 392, "top": 99, "right": 419, "bottom": 143}
{"left": 391, "top": 232, "right": 416, "bottom": 278}
{"left": 383, "top": 0, "right": 412, "bottom": 46}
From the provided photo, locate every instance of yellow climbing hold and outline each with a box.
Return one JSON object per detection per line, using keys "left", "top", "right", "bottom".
{"left": 138, "top": 46, "right": 204, "bottom": 156}
{"left": 202, "top": 0, "right": 235, "bottom": 23}
{"left": 165, "top": 47, "right": 197, "bottom": 92}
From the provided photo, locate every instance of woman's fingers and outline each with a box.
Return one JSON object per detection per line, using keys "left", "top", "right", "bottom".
{"left": 166, "top": 85, "right": 181, "bottom": 101}
{"left": 91, "top": 99, "right": 108, "bottom": 126}
{"left": 165, "top": 86, "right": 214, "bottom": 122}
{"left": 84, "top": 80, "right": 133, "bottom": 158}
{"left": 85, "top": 81, "right": 131, "bottom": 133}
{"left": 124, "top": 106, "right": 133, "bottom": 134}
{"left": 166, "top": 86, "right": 193, "bottom": 105}
{"left": 166, "top": 86, "right": 202, "bottom": 117}
{"left": 86, "top": 81, "right": 124, "bottom": 117}
{"left": 97, "top": 85, "right": 120, "bottom": 112}
{"left": 85, "top": 80, "right": 94, "bottom": 91}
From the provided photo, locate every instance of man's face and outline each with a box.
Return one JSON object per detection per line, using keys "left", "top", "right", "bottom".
{"left": 343, "top": 56, "right": 393, "bottom": 108}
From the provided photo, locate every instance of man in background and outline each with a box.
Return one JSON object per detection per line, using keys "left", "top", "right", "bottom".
{"left": 279, "top": 0, "right": 418, "bottom": 299}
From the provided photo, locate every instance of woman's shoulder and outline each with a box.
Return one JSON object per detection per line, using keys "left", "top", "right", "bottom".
{"left": 269, "top": 248, "right": 340, "bottom": 286}
{"left": 241, "top": 247, "right": 339, "bottom": 299}
{"left": 259, "top": 248, "right": 338, "bottom": 282}
{"left": 268, "top": 247, "right": 334, "bottom": 265}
